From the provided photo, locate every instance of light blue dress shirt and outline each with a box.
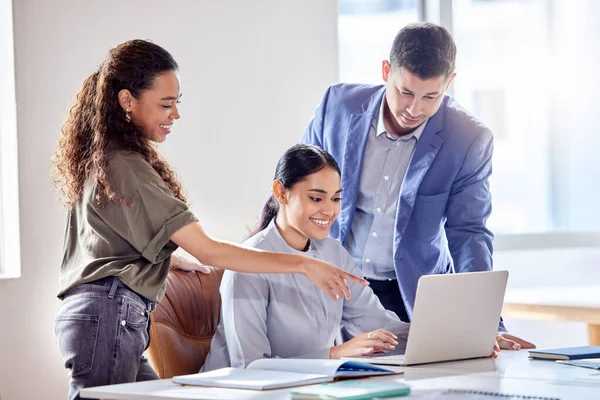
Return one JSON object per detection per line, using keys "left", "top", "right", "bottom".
{"left": 201, "top": 219, "right": 410, "bottom": 371}
{"left": 346, "top": 98, "right": 427, "bottom": 280}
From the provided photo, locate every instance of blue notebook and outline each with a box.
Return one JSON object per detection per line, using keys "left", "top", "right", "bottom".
{"left": 528, "top": 346, "right": 600, "bottom": 360}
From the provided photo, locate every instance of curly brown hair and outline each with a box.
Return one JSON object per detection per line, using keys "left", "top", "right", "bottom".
{"left": 52, "top": 39, "right": 187, "bottom": 207}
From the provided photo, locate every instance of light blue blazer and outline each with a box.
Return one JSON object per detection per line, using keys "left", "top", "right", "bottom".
{"left": 301, "top": 84, "right": 495, "bottom": 320}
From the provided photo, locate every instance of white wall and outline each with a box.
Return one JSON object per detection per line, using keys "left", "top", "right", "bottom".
{"left": 0, "top": 1, "right": 337, "bottom": 399}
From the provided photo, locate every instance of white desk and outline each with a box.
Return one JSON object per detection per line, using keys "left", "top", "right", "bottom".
{"left": 503, "top": 285, "right": 600, "bottom": 345}
{"left": 81, "top": 351, "right": 600, "bottom": 400}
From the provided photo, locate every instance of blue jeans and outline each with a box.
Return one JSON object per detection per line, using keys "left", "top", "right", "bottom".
{"left": 54, "top": 277, "right": 159, "bottom": 400}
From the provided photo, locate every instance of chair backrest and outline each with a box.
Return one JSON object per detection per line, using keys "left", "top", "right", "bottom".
{"left": 147, "top": 268, "right": 224, "bottom": 378}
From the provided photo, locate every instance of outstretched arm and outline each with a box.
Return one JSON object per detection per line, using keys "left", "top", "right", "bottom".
{"left": 170, "top": 222, "right": 368, "bottom": 301}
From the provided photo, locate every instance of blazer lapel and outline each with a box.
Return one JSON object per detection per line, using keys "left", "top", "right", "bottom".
{"left": 339, "top": 88, "right": 385, "bottom": 243}
{"left": 395, "top": 102, "right": 446, "bottom": 246}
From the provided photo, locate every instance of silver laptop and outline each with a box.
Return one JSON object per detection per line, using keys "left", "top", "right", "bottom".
{"left": 343, "top": 270, "right": 508, "bottom": 366}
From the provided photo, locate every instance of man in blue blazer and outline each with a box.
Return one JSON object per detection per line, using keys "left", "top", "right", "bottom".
{"left": 302, "top": 23, "right": 534, "bottom": 349}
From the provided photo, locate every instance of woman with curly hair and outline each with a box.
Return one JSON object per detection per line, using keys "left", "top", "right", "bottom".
{"left": 52, "top": 39, "right": 366, "bottom": 400}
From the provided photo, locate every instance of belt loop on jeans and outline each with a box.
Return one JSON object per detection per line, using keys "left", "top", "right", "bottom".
{"left": 108, "top": 277, "right": 119, "bottom": 299}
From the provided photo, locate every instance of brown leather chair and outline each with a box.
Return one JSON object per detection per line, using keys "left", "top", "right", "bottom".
{"left": 147, "top": 268, "right": 224, "bottom": 378}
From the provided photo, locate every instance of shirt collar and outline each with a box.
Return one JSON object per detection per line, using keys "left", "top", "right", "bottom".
{"left": 265, "top": 218, "right": 314, "bottom": 256}
{"left": 376, "top": 96, "right": 427, "bottom": 141}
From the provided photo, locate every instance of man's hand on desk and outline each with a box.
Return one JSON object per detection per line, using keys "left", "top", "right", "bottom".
{"left": 490, "top": 341, "right": 500, "bottom": 358}
{"left": 496, "top": 332, "right": 536, "bottom": 350}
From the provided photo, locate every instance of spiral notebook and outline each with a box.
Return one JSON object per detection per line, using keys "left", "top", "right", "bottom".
{"left": 405, "top": 389, "right": 560, "bottom": 399}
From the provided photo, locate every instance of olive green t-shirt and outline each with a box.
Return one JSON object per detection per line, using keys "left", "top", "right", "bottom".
{"left": 58, "top": 150, "right": 198, "bottom": 302}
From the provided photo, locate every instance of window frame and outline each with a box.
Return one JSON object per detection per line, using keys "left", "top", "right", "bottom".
{"left": 0, "top": 0, "right": 21, "bottom": 279}
{"left": 421, "top": 0, "right": 600, "bottom": 250}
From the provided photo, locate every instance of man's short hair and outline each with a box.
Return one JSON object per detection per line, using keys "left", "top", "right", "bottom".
{"left": 389, "top": 22, "right": 456, "bottom": 80}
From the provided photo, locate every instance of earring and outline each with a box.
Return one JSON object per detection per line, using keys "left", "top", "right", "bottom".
{"left": 125, "top": 110, "right": 131, "bottom": 123}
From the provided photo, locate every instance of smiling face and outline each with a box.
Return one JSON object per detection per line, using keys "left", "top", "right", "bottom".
{"left": 382, "top": 61, "right": 454, "bottom": 136}
{"left": 119, "top": 70, "right": 182, "bottom": 143}
{"left": 274, "top": 166, "right": 342, "bottom": 251}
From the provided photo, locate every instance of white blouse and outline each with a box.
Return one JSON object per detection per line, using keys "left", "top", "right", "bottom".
{"left": 202, "top": 219, "right": 410, "bottom": 371}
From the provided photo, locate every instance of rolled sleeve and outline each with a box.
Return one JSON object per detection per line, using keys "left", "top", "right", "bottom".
{"left": 94, "top": 181, "right": 197, "bottom": 263}
{"left": 90, "top": 149, "right": 200, "bottom": 265}
{"left": 141, "top": 208, "right": 197, "bottom": 263}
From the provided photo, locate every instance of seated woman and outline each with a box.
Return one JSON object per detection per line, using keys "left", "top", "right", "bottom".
{"left": 202, "top": 144, "right": 411, "bottom": 370}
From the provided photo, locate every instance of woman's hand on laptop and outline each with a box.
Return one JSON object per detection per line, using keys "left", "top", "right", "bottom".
{"left": 496, "top": 332, "right": 536, "bottom": 350}
{"left": 329, "top": 329, "right": 398, "bottom": 359}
